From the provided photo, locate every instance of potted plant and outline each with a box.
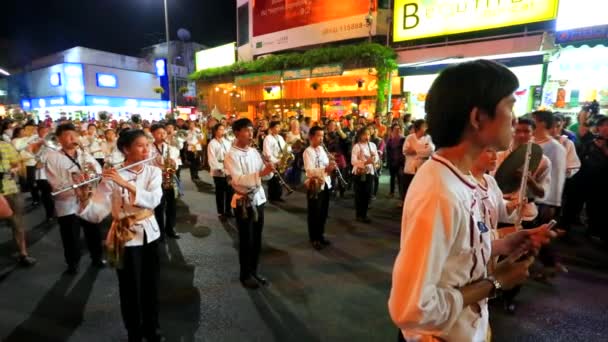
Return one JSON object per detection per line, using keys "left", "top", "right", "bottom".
{"left": 178, "top": 86, "right": 189, "bottom": 95}
{"left": 153, "top": 86, "right": 165, "bottom": 94}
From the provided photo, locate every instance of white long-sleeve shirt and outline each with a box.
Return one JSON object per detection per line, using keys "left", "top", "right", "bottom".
{"left": 389, "top": 154, "right": 491, "bottom": 342}
{"left": 101, "top": 140, "right": 125, "bottom": 167}
{"left": 303, "top": 145, "right": 332, "bottom": 189}
{"left": 536, "top": 138, "right": 567, "bottom": 207}
{"left": 351, "top": 142, "right": 379, "bottom": 175}
{"left": 403, "top": 133, "right": 434, "bottom": 175}
{"left": 13, "top": 136, "right": 38, "bottom": 167}
{"left": 557, "top": 135, "right": 580, "bottom": 178}
{"left": 207, "top": 137, "right": 233, "bottom": 177}
{"left": 34, "top": 140, "right": 54, "bottom": 180}
{"left": 148, "top": 142, "right": 180, "bottom": 170}
{"left": 476, "top": 174, "right": 514, "bottom": 239}
{"left": 45, "top": 149, "right": 102, "bottom": 217}
{"left": 224, "top": 145, "right": 273, "bottom": 207}
{"left": 80, "top": 135, "right": 105, "bottom": 159}
{"left": 186, "top": 129, "right": 203, "bottom": 151}
{"left": 78, "top": 164, "right": 162, "bottom": 246}
{"left": 263, "top": 133, "right": 289, "bottom": 164}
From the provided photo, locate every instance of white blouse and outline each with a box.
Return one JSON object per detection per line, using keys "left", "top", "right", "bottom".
{"left": 351, "top": 142, "right": 379, "bottom": 175}
{"left": 207, "top": 137, "right": 233, "bottom": 177}
{"left": 148, "top": 142, "right": 181, "bottom": 170}
{"left": 78, "top": 164, "right": 162, "bottom": 246}
{"left": 403, "top": 133, "right": 434, "bottom": 175}
{"left": 303, "top": 145, "right": 332, "bottom": 189}
{"left": 224, "top": 145, "right": 273, "bottom": 207}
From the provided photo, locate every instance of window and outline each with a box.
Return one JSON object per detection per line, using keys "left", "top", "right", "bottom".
{"left": 96, "top": 73, "right": 118, "bottom": 88}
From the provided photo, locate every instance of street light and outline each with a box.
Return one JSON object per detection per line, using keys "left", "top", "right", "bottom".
{"left": 0, "top": 68, "right": 10, "bottom": 76}
{"left": 163, "top": 0, "right": 173, "bottom": 110}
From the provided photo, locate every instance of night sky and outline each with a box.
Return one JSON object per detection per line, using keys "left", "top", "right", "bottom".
{"left": 0, "top": 0, "right": 236, "bottom": 68}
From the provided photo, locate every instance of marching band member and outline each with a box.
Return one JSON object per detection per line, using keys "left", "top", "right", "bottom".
{"left": 185, "top": 121, "right": 203, "bottom": 182}
{"left": 14, "top": 123, "right": 40, "bottom": 205}
{"left": 388, "top": 60, "right": 554, "bottom": 342}
{"left": 102, "top": 129, "right": 125, "bottom": 167}
{"left": 303, "top": 126, "right": 335, "bottom": 250}
{"left": 149, "top": 124, "right": 180, "bottom": 240}
{"left": 78, "top": 129, "right": 164, "bottom": 342}
{"left": 207, "top": 123, "right": 234, "bottom": 220}
{"left": 552, "top": 114, "right": 581, "bottom": 178}
{"left": 82, "top": 123, "right": 105, "bottom": 166}
{"left": 401, "top": 119, "right": 434, "bottom": 199}
{"left": 165, "top": 122, "right": 184, "bottom": 180}
{"left": 46, "top": 123, "right": 105, "bottom": 274}
{"left": 263, "top": 121, "right": 289, "bottom": 202}
{"left": 31, "top": 125, "right": 56, "bottom": 221}
{"left": 224, "top": 118, "right": 274, "bottom": 289}
{"left": 351, "top": 127, "right": 379, "bottom": 223}
{"left": 0, "top": 137, "right": 37, "bottom": 266}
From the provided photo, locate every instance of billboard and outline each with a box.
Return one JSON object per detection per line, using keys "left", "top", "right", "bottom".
{"left": 195, "top": 43, "right": 236, "bottom": 71}
{"left": 252, "top": 0, "right": 376, "bottom": 55}
{"left": 556, "top": 0, "right": 608, "bottom": 31}
{"left": 393, "top": 0, "right": 559, "bottom": 42}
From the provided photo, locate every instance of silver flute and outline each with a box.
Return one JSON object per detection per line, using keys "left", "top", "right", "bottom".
{"left": 51, "top": 156, "right": 156, "bottom": 196}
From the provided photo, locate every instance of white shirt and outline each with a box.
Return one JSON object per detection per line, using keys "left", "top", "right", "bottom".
{"left": 148, "top": 142, "right": 180, "bottom": 170}
{"left": 101, "top": 141, "right": 125, "bottom": 167}
{"left": 351, "top": 142, "right": 379, "bottom": 175}
{"left": 186, "top": 129, "right": 203, "bottom": 151}
{"left": 535, "top": 137, "right": 567, "bottom": 207}
{"left": 78, "top": 165, "right": 162, "bottom": 246}
{"left": 80, "top": 135, "right": 105, "bottom": 159}
{"left": 303, "top": 145, "right": 332, "bottom": 189}
{"left": 13, "top": 136, "right": 38, "bottom": 167}
{"left": 224, "top": 145, "right": 273, "bottom": 207}
{"left": 263, "top": 133, "right": 289, "bottom": 164}
{"left": 476, "top": 174, "right": 513, "bottom": 240}
{"left": 403, "top": 133, "right": 434, "bottom": 175}
{"left": 557, "top": 135, "right": 581, "bottom": 178}
{"left": 207, "top": 137, "right": 233, "bottom": 177}
{"left": 45, "top": 149, "right": 103, "bottom": 217}
{"left": 34, "top": 138, "right": 54, "bottom": 180}
{"left": 389, "top": 154, "right": 491, "bottom": 342}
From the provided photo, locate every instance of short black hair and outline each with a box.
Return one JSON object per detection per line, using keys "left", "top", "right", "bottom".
{"left": 425, "top": 59, "right": 519, "bottom": 149}
{"left": 269, "top": 120, "right": 281, "bottom": 129}
{"left": 517, "top": 117, "right": 536, "bottom": 129}
{"left": 391, "top": 123, "right": 401, "bottom": 131}
{"left": 232, "top": 118, "right": 253, "bottom": 132}
{"left": 304, "top": 117, "right": 311, "bottom": 124}
{"left": 412, "top": 119, "right": 426, "bottom": 132}
{"left": 212, "top": 123, "right": 224, "bottom": 137}
{"left": 150, "top": 123, "right": 166, "bottom": 133}
{"left": 11, "top": 127, "right": 22, "bottom": 140}
{"left": 355, "top": 127, "right": 370, "bottom": 142}
{"left": 308, "top": 125, "right": 324, "bottom": 137}
{"left": 56, "top": 123, "right": 77, "bottom": 137}
{"left": 553, "top": 113, "right": 564, "bottom": 123}
{"left": 88, "top": 123, "right": 97, "bottom": 129}
{"left": 595, "top": 115, "right": 608, "bottom": 127}
{"left": 532, "top": 110, "right": 555, "bottom": 129}
{"left": 117, "top": 129, "right": 146, "bottom": 154}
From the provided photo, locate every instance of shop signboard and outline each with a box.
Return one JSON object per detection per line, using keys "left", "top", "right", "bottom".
{"left": 252, "top": 0, "right": 376, "bottom": 55}
{"left": 556, "top": 26, "right": 608, "bottom": 44}
{"left": 85, "top": 95, "right": 169, "bottom": 109}
{"left": 235, "top": 71, "right": 282, "bottom": 86}
{"left": 195, "top": 43, "right": 236, "bottom": 71}
{"left": 29, "top": 96, "right": 68, "bottom": 109}
{"left": 393, "top": 0, "right": 559, "bottom": 42}
{"left": 282, "top": 68, "right": 311, "bottom": 81}
{"left": 311, "top": 64, "right": 344, "bottom": 78}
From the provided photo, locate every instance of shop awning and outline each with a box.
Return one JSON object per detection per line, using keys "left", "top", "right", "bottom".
{"left": 397, "top": 35, "right": 554, "bottom": 76}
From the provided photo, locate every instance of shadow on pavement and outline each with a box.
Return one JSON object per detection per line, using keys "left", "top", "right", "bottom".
{"left": 3, "top": 267, "right": 100, "bottom": 342}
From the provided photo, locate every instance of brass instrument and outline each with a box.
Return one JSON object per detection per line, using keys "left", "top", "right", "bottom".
{"left": 514, "top": 141, "right": 533, "bottom": 231}
{"left": 161, "top": 144, "right": 176, "bottom": 190}
{"left": 276, "top": 142, "right": 295, "bottom": 174}
{"left": 321, "top": 143, "right": 348, "bottom": 188}
{"left": 251, "top": 141, "right": 294, "bottom": 196}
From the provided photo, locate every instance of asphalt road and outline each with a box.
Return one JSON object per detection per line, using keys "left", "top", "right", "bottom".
{"left": 0, "top": 172, "right": 606, "bottom": 342}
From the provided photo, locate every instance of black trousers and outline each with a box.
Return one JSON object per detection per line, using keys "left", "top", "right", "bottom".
{"left": 235, "top": 204, "right": 265, "bottom": 281}
{"left": 36, "top": 179, "right": 55, "bottom": 219}
{"left": 587, "top": 185, "right": 607, "bottom": 239}
{"left": 26, "top": 166, "right": 40, "bottom": 202}
{"left": 57, "top": 214, "right": 103, "bottom": 267}
{"left": 117, "top": 239, "right": 160, "bottom": 339}
{"left": 561, "top": 175, "right": 584, "bottom": 231}
{"left": 354, "top": 175, "right": 373, "bottom": 219}
{"left": 401, "top": 173, "right": 415, "bottom": 200}
{"left": 372, "top": 171, "right": 380, "bottom": 197}
{"left": 213, "top": 176, "right": 233, "bottom": 215}
{"left": 154, "top": 188, "right": 176, "bottom": 238}
{"left": 388, "top": 165, "right": 403, "bottom": 195}
{"left": 267, "top": 175, "right": 283, "bottom": 201}
{"left": 307, "top": 186, "right": 330, "bottom": 242}
{"left": 186, "top": 151, "right": 200, "bottom": 180}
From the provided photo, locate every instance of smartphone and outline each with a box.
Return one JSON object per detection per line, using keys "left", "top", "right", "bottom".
{"left": 546, "top": 219, "right": 558, "bottom": 230}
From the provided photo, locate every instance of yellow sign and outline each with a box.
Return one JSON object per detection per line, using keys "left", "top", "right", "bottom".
{"left": 393, "top": 0, "right": 559, "bottom": 42}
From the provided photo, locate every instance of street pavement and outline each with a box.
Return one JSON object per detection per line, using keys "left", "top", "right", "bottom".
{"left": 0, "top": 172, "right": 606, "bottom": 342}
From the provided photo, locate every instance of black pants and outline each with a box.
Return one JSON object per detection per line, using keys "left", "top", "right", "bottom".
{"left": 186, "top": 151, "right": 200, "bottom": 180}
{"left": 26, "top": 166, "right": 40, "bottom": 202}
{"left": 307, "top": 186, "right": 330, "bottom": 242}
{"left": 354, "top": 175, "right": 373, "bottom": 219}
{"left": 268, "top": 175, "right": 283, "bottom": 201}
{"left": 36, "top": 179, "right": 55, "bottom": 219}
{"left": 213, "top": 176, "right": 233, "bottom": 215}
{"left": 561, "top": 175, "right": 584, "bottom": 231}
{"left": 587, "top": 185, "right": 607, "bottom": 239}
{"left": 235, "top": 204, "right": 264, "bottom": 281}
{"left": 117, "top": 239, "right": 160, "bottom": 340}
{"left": 154, "top": 188, "right": 176, "bottom": 238}
{"left": 372, "top": 171, "right": 380, "bottom": 197}
{"left": 401, "top": 173, "right": 415, "bottom": 200}
{"left": 388, "top": 165, "right": 403, "bottom": 195}
{"left": 57, "top": 214, "right": 103, "bottom": 267}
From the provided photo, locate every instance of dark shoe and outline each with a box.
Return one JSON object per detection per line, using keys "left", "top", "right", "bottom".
{"left": 241, "top": 277, "right": 260, "bottom": 289}
{"left": 18, "top": 255, "right": 37, "bottom": 267}
{"left": 166, "top": 231, "right": 180, "bottom": 239}
{"left": 252, "top": 273, "right": 269, "bottom": 286}
{"left": 320, "top": 239, "right": 332, "bottom": 246}
{"left": 312, "top": 241, "right": 324, "bottom": 250}
{"left": 92, "top": 259, "right": 107, "bottom": 268}
{"left": 65, "top": 265, "right": 79, "bottom": 275}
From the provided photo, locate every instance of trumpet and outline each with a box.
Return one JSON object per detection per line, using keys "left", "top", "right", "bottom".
{"left": 52, "top": 156, "right": 156, "bottom": 196}
{"left": 321, "top": 143, "right": 348, "bottom": 188}
{"left": 251, "top": 141, "right": 294, "bottom": 196}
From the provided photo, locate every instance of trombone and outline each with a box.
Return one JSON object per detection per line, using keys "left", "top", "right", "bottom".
{"left": 51, "top": 156, "right": 156, "bottom": 196}
{"left": 251, "top": 141, "right": 294, "bottom": 196}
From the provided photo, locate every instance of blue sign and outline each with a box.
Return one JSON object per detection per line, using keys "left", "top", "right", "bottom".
{"left": 49, "top": 73, "right": 61, "bottom": 87}
{"left": 29, "top": 96, "right": 68, "bottom": 109}
{"left": 64, "top": 63, "right": 85, "bottom": 106}
{"left": 556, "top": 25, "right": 608, "bottom": 44}
{"left": 21, "top": 100, "right": 31, "bottom": 110}
{"left": 85, "top": 95, "right": 168, "bottom": 109}
{"left": 96, "top": 73, "right": 118, "bottom": 88}
{"left": 155, "top": 59, "right": 166, "bottom": 77}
